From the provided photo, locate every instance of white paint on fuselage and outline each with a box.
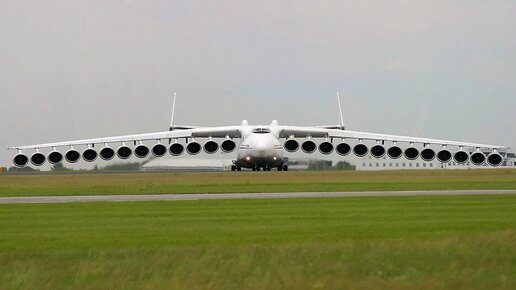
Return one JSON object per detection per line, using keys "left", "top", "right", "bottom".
{"left": 236, "top": 121, "right": 284, "bottom": 168}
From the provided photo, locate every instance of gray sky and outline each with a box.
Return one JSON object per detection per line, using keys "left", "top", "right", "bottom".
{"left": 1, "top": 0, "right": 515, "bottom": 168}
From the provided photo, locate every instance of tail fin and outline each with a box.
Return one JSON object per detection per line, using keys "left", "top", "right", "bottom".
{"left": 169, "top": 92, "right": 177, "bottom": 131}
{"left": 336, "top": 92, "right": 345, "bottom": 130}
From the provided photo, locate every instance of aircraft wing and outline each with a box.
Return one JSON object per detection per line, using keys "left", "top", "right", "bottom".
{"left": 278, "top": 126, "right": 507, "bottom": 150}
{"left": 8, "top": 126, "right": 242, "bottom": 151}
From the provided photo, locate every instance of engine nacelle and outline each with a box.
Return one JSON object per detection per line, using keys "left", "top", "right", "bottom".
{"left": 186, "top": 142, "right": 202, "bottom": 155}
{"left": 371, "top": 145, "right": 386, "bottom": 158}
{"left": 100, "top": 147, "right": 115, "bottom": 160}
{"left": 404, "top": 147, "right": 419, "bottom": 160}
{"left": 152, "top": 144, "right": 167, "bottom": 157}
{"left": 301, "top": 140, "right": 316, "bottom": 153}
{"left": 421, "top": 148, "right": 436, "bottom": 161}
{"left": 284, "top": 139, "right": 299, "bottom": 152}
{"left": 353, "top": 144, "right": 368, "bottom": 157}
{"left": 65, "top": 149, "right": 81, "bottom": 163}
{"left": 453, "top": 150, "right": 469, "bottom": 164}
{"left": 318, "top": 142, "right": 334, "bottom": 155}
{"left": 204, "top": 140, "right": 219, "bottom": 154}
{"left": 221, "top": 139, "right": 236, "bottom": 153}
{"left": 48, "top": 151, "right": 63, "bottom": 164}
{"left": 169, "top": 143, "right": 184, "bottom": 156}
{"left": 13, "top": 154, "right": 29, "bottom": 167}
{"left": 117, "top": 146, "right": 132, "bottom": 159}
{"left": 30, "top": 153, "right": 46, "bottom": 166}
{"left": 470, "top": 152, "right": 486, "bottom": 166}
{"left": 387, "top": 146, "right": 402, "bottom": 159}
{"left": 437, "top": 149, "right": 452, "bottom": 163}
{"left": 82, "top": 149, "right": 98, "bottom": 162}
{"left": 487, "top": 152, "right": 503, "bottom": 167}
{"left": 336, "top": 143, "right": 351, "bottom": 156}
{"left": 134, "top": 145, "right": 150, "bottom": 158}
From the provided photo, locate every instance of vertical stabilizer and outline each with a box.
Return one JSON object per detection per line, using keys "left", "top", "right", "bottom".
{"left": 336, "top": 92, "right": 345, "bottom": 130}
{"left": 169, "top": 92, "right": 177, "bottom": 131}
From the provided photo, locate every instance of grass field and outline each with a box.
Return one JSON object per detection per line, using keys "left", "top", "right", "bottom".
{"left": 1, "top": 169, "right": 516, "bottom": 197}
{"left": 1, "top": 195, "right": 515, "bottom": 289}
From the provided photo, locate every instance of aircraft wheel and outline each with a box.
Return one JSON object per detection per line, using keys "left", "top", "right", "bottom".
{"left": 283, "top": 165, "right": 288, "bottom": 171}
{"left": 237, "top": 165, "right": 242, "bottom": 171}
{"left": 231, "top": 165, "right": 236, "bottom": 171}
{"left": 277, "top": 166, "right": 283, "bottom": 171}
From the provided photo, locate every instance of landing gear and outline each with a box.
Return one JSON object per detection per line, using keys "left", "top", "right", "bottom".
{"left": 283, "top": 165, "right": 288, "bottom": 171}
{"left": 231, "top": 164, "right": 242, "bottom": 171}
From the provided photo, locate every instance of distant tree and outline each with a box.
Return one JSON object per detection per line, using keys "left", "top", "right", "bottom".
{"left": 334, "top": 161, "right": 356, "bottom": 171}
{"left": 51, "top": 162, "right": 72, "bottom": 172}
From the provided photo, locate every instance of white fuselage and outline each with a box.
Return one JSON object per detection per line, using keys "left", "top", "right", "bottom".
{"left": 235, "top": 121, "right": 284, "bottom": 169}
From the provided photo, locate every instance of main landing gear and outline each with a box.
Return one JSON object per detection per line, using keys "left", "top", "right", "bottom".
{"left": 230, "top": 163, "right": 288, "bottom": 171}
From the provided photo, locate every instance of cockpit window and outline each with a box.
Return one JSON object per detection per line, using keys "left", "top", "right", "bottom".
{"left": 252, "top": 128, "right": 271, "bottom": 134}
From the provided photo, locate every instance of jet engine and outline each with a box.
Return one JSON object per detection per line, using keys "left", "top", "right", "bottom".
{"left": 387, "top": 146, "right": 402, "bottom": 159}
{"left": 134, "top": 145, "right": 150, "bottom": 158}
{"left": 284, "top": 139, "right": 299, "bottom": 152}
{"left": 453, "top": 150, "right": 469, "bottom": 164}
{"left": 48, "top": 151, "right": 63, "bottom": 164}
{"left": 13, "top": 154, "right": 29, "bottom": 167}
{"left": 221, "top": 139, "right": 236, "bottom": 153}
{"left": 421, "top": 148, "right": 436, "bottom": 161}
{"left": 65, "top": 149, "right": 81, "bottom": 163}
{"left": 404, "top": 147, "right": 419, "bottom": 160}
{"left": 301, "top": 140, "right": 316, "bottom": 153}
{"left": 82, "top": 149, "right": 98, "bottom": 162}
{"left": 336, "top": 143, "right": 351, "bottom": 156}
{"left": 487, "top": 152, "right": 503, "bottom": 167}
{"left": 371, "top": 145, "right": 386, "bottom": 158}
{"left": 470, "top": 151, "right": 486, "bottom": 166}
{"left": 30, "top": 152, "right": 46, "bottom": 166}
{"left": 353, "top": 144, "right": 368, "bottom": 157}
{"left": 169, "top": 143, "right": 184, "bottom": 156}
{"left": 437, "top": 149, "right": 452, "bottom": 163}
{"left": 318, "top": 141, "right": 334, "bottom": 155}
{"left": 186, "top": 142, "right": 202, "bottom": 155}
{"left": 204, "top": 140, "right": 219, "bottom": 154}
{"left": 152, "top": 144, "right": 167, "bottom": 157}
{"left": 117, "top": 146, "right": 132, "bottom": 159}
{"left": 100, "top": 147, "right": 115, "bottom": 160}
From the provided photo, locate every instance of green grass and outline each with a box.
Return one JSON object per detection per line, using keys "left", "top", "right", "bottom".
{"left": 1, "top": 195, "right": 515, "bottom": 289}
{"left": 1, "top": 169, "right": 516, "bottom": 197}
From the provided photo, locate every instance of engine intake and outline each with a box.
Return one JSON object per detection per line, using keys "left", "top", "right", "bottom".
{"left": 319, "top": 142, "right": 334, "bottom": 155}
{"left": 117, "top": 146, "right": 132, "bottom": 159}
{"left": 169, "top": 143, "right": 184, "bottom": 156}
{"left": 404, "top": 147, "right": 419, "bottom": 160}
{"left": 65, "top": 150, "right": 81, "bottom": 163}
{"left": 301, "top": 140, "right": 316, "bottom": 153}
{"left": 336, "top": 143, "right": 351, "bottom": 156}
{"left": 100, "top": 147, "right": 115, "bottom": 160}
{"left": 30, "top": 153, "right": 46, "bottom": 166}
{"left": 135, "top": 145, "right": 150, "bottom": 158}
{"left": 48, "top": 151, "right": 63, "bottom": 164}
{"left": 152, "top": 144, "right": 167, "bottom": 157}
{"left": 204, "top": 141, "right": 219, "bottom": 154}
{"left": 371, "top": 145, "right": 386, "bottom": 158}
{"left": 453, "top": 151, "right": 469, "bottom": 164}
{"left": 187, "top": 142, "right": 202, "bottom": 155}
{"left": 470, "top": 152, "right": 486, "bottom": 166}
{"left": 421, "top": 148, "right": 436, "bottom": 161}
{"left": 353, "top": 144, "right": 368, "bottom": 157}
{"left": 13, "top": 154, "right": 29, "bottom": 167}
{"left": 487, "top": 152, "right": 503, "bottom": 167}
{"left": 387, "top": 146, "right": 402, "bottom": 159}
{"left": 437, "top": 149, "right": 452, "bottom": 163}
{"left": 221, "top": 140, "right": 236, "bottom": 153}
{"left": 82, "top": 149, "right": 97, "bottom": 162}
{"left": 284, "top": 140, "right": 299, "bottom": 152}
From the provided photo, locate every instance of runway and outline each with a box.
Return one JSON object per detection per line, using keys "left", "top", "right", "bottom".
{"left": 0, "top": 189, "right": 515, "bottom": 204}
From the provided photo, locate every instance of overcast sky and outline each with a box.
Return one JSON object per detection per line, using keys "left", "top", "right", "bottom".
{"left": 1, "top": 0, "right": 515, "bottom": 167}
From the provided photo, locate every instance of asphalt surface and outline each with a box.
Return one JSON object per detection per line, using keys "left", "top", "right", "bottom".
{"left": 0, "top": 189, "right": 515, "bottom": 204}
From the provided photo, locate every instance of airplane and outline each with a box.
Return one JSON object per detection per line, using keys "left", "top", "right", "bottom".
{"left": 7, "top": 93, "right": 509, "bottom": 171}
